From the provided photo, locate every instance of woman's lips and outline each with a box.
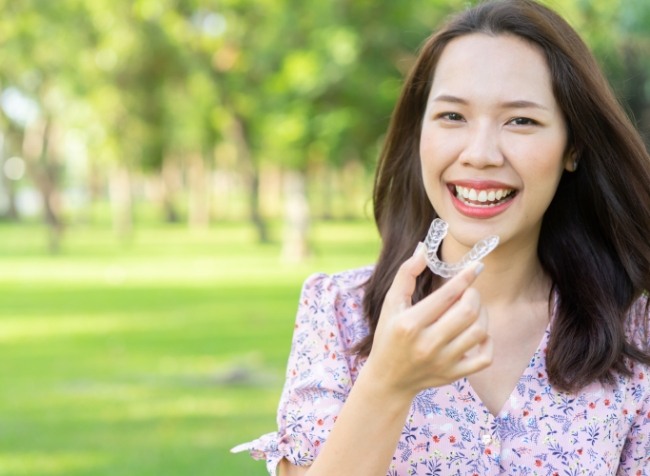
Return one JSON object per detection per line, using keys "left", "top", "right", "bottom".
{"left": 448, "top": 182, "right": 517, "bottom": 218}
{"left": 454, "top": 184, "right": 515, "bottom": 205}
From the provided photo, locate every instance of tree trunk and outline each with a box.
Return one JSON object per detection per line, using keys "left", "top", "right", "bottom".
{"left": 2, "top": 178, "right": 19, "bottom": 221}
{"left": 42, "top": 179, "right": 63, "bottom": 254}
{"left": 249, "top": 170, "right": 268, "bottom": 241}
{"left": 341, "top": 159, "right": 366, "bottom": 219}
{"left": 187, "top": 151, "right": 210, "bottom": 229}
{"left": 22, "top": 118, "right": 64, "bottom": 253}
{"left": 109, "top": 163, "right": 133, "bottom": 242}
{"left": 229, "top": 116, "right": 269, "bottom": 242}
{"left": 310, "top": 162, "right": 334, "bottom": 220}
{"left": 0, "top": 133, "right": 19, "bottom": 221}
{"left": 281, "top": 169, "right": 310, "bottom": 262}
{"left": 160, "top": 158, "right": 181, "bottom": 223}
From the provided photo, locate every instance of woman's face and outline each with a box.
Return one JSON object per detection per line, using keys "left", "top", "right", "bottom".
{"left": 420, "top": 33, "right": 572, "bottom": 260}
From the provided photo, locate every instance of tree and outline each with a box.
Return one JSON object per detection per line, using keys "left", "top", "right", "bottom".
{"left": 0, "top": 0, "right": 98, "bottom": 251}
{"left": 0, "top": 0, "right": 645, "bottom": 257}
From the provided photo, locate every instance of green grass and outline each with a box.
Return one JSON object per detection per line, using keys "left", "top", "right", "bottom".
{"left": 0, "top": 219, "right": 380, "bottom": 475}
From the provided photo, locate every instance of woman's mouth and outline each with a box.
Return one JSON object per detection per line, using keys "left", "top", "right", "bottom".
{"left": 453, "top": 185, "right": 517, "bottom": 207}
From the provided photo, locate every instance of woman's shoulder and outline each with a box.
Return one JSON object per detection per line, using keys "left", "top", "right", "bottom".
{"left": 298, "top": 265, "right": 374, "bottom": 313}
{"left": 302, "top": 265, "right": 375, "bottom": 292}
{"left": 296, "top": 265, "right": 374, "bottom": 347}
{"left": 627, "top": 292, "right": 650, "bottom": 349}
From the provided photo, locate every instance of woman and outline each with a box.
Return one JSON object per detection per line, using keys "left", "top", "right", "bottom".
{"left": 233, "top": 0, "right": 650, "bottom": 474}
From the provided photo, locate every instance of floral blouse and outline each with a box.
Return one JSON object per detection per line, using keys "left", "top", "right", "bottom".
{"left": 232, "top": 266, "right": 650, "bottom": 475}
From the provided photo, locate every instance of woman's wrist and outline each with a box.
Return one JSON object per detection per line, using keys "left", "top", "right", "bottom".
{"left": 355, "top": 357, "right": 418, "bottom": 410}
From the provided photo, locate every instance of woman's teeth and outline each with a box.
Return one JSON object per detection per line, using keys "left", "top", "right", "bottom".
{"left": 455, "top": 185, "right": 515, "bottom": 207}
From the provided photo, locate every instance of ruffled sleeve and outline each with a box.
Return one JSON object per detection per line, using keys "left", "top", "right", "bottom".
{"left": 618, "top": 293, "right": 650, "bottom": 474}
{"left": 231, "top": 268, "right": 372, "bottom": 475}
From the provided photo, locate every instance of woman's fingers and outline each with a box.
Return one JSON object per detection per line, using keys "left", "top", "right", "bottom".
{"left": 420, "top": 287, "right": 483, "bottom": 347}
{"left": 382, "top": 242, "right": 428, "bottom": 315}
{"left": 372, "top": 244, "right": 493, "bottom": 391}
{"left": 417, "top": 287, "right": 489, "bottom": 363}
{"left": 384, "top": 243, "right": 484, "bottom": 327}
{"left": 449, "top": 335, "right": 494, "bottom": 378}
{"left": 440, "top": 297, "right": 489, "bottom": 358}
{"left": 410, "top": 260, "right": 484, "bottom": 328}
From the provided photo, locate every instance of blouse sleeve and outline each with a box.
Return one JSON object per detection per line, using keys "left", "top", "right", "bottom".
{"left": 231, "top": 270, "right": 368, "bottom": 475}
{"left": 618, "top": 294, "right": 650, "bottom": 474}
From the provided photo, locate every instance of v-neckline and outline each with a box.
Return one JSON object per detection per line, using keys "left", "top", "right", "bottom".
{"left": 463, "top": 323, "right": 551, "bottom": 419}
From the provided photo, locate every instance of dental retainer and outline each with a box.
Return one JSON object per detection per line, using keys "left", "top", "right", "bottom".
{"left": 424, "top": 218, "right": 500, "bottom": 278}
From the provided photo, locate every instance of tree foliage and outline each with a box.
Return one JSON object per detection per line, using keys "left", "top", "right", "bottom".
{"left": 0, "top": 0, "right": 647, "bottom": 249}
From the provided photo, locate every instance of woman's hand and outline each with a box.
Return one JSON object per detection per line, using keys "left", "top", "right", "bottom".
{"left": 363, "top": 242, "right": 493, "bottom": 399}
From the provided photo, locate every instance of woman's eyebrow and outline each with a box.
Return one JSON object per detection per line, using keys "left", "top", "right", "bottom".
{"left": 431, "top": 94, "right": 468, "bottom": 105}
{"left": 431, "top": 94, "right": 549, "bottom": 111}
{"left": 500, "top": 99, "right": 549, "bottom": 110}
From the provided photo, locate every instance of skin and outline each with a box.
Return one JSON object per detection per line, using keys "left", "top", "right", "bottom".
{"left": 418, "top": 33, "right": 574, "bottom": 416}
{"left": 280, "top": 33, "right": 573, "bottom": 475}
{"left": 280, "top": 257, "right": 489, "bottom": 476}
{"left": 420, "top": 33, "right": 572, "bottom": 264}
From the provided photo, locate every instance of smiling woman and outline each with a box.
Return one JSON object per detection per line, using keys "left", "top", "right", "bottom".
{"left": 233, "top": 1, "right": 650, "bottom": 475}
{"left": 420, "top": 33, "right": 570, "bottom": 245}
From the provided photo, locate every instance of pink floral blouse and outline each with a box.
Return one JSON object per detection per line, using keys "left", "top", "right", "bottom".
{"left": 233, "top": 266, "right": 650, "bottom": 475}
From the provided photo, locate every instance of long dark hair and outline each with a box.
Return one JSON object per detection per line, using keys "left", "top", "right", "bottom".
{"left": 357, "top": 0, "right": 650, "bottom": 392}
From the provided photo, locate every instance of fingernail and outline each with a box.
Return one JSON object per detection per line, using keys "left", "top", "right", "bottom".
{"left": 473, "top": 262, "right": 484, "bottom": 276}
{"left": 413, "top": 241, "right": 427, "bottom": 258}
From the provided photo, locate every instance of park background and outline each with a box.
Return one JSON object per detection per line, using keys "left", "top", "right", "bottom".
{"left": 0, "top": 0, "right": 648, "bottom": 474}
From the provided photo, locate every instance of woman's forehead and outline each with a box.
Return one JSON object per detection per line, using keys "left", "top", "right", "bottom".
{"left": 429, "top": 33, "right": 557, "bottom": 108}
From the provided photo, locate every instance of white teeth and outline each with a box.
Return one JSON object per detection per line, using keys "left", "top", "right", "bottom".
{"left": 454, "top": 185, "right": 514, "bottom": 206}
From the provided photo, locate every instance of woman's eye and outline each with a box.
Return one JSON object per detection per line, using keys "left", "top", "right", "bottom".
{"left": 508, "top": 117, "right": 538, "bottom": 126}
{"left": 438, "top": 112, "right": 464, "bottom": 121}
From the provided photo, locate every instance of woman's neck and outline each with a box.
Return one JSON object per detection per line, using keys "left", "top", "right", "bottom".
{"left": 442, "top": 237, "right": 550, "bottom": 309}
{"left": 477, "top": 249, "right": 551, "bottom": 308}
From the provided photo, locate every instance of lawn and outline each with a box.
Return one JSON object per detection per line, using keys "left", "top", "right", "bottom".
{"left": 0, "top": 219, "right": 380, "bottom": 475}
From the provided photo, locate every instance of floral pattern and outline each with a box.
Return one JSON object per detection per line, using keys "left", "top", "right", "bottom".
{"left": 232, "top": 267, "right": 650, "bottom": 475}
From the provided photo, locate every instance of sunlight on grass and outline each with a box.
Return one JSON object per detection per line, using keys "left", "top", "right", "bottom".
{"left": 100, "top": 394, "right": 253, "bottom": 421}
{"left": 0, "top": 452, "right": 107, "bottom": 475}
{"left": 0, "top": 315, "right": 146, "bottom": 342}
{"left": 0, "top": 219, "right": 380, "bottom": 475}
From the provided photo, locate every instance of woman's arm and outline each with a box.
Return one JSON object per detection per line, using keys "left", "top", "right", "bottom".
{"left": 284, "top": 246, "right": 492, "bottom": 475}
{"left": 276, "top": 364, "right": 411, "bottom": 474}
{"left": 279, "top": 459, "right": 309, "bottom": 475}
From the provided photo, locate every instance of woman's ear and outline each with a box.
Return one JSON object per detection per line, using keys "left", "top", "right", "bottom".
{"left": 564, "top": 149, "right": 579, "bottom": 172}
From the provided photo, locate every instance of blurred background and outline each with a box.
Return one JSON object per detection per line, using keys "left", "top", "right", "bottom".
{"left": 0, "top": 0, "right": 647, "bottom": 475}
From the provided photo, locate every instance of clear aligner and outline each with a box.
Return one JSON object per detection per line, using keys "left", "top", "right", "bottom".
{"left": 423, "top": 218, "right": 499, "bottom": 278}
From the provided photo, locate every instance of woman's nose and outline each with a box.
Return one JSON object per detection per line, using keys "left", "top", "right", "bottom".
{"left": 458, "top": 123, "right": 504, "bottom": 168}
